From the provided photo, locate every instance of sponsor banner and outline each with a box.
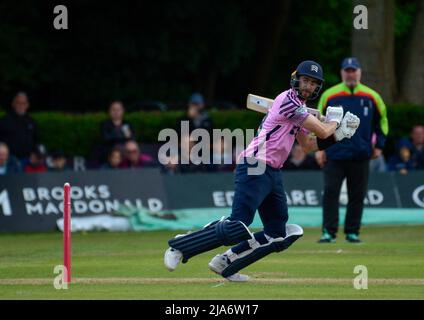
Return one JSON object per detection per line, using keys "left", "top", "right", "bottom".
{"left": 394, "top": 172, "right": 424, "bottom": 209}
{"left": 163, "top": 172, "right": 234, "bottom": 209}
{"left": 163, "top": 171, "right": 403, "bottom": 209}
{"left": 0, "top": 170, "right": 423, "bottom": 232}
{"left": 0, "top": 169, "right": 167, "bottom": 232}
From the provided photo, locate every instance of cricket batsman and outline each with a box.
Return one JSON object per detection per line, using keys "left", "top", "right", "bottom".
{"left": 164, "top": 60, "right": 360, "bottom": 281}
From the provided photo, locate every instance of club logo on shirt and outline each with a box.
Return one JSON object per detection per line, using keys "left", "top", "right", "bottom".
{"left": 311, "top": 65, "right": 319, "bottom": 72}
{"left": 296, "top": 105, "right": 307, "bottom": 114}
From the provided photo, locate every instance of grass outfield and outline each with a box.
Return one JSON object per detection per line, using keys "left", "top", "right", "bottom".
{"left": 0, "top": 225, "right": 423, "bottom": 299}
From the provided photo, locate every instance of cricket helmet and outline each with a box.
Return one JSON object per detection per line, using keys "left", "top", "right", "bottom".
{"left": 290, "top": 60, "right": 324, "bottom": 100}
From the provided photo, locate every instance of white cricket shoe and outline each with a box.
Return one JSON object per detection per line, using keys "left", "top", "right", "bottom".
{"left": 164, "top": 247, "right": 183, "bottom": 271}
{"left": 208, "top": 253, "right": 250, "bottom": 282}
{"left": 226, "top": 273, "right": 250, "bottom": 282}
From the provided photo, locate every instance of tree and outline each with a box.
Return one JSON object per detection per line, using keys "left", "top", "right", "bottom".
{"left": 399, "top": 0, "right": 424, "bottom": 104}
{"left": 250, "top": 0, "right": 291, "bottom": 94}
{"left": 352, "top": 0, "right": 397, "bottom": 104}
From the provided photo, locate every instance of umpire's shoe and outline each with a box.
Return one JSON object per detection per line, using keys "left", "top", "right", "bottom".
{"left": 345, "top": 233, "right": 362, "bottom": 243}
{"left": 317, "top": 230, "right": 336, "bottom": 243}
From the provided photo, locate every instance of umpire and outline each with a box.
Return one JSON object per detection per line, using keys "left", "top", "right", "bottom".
{"left": 315, "top": 57, "right": 389, "bottom": 243}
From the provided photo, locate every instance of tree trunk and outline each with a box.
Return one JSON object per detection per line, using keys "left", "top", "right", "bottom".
{"left": 352, "top": 0, "right": 396, "bottom": 104}
{"left": 251, "top": 0, "right": 291, "bottom": 94}
{"left": 399, "top": 0, "right": 424, "bottom": 105}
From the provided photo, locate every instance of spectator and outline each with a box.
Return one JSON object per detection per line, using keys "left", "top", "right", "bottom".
{"left": 101, "top": 148, "right": 123, "bottom": 170}
{"left": 284, "top": 143, "right": 319, "bottom": 170}
{"left": 408, "top": 125, "right": 424, "bottom": 170}
{"left": 160, "top": 134, "right": 205, "bottom": 174}
{"left": 369, "top": 154, "right": 386, "bottom": 172}
{"left": 178, "top": 134, "right": 206, "bottom": 173}
{"left": 100, "top": 101, "right": 135, "bottom": 159}
{"left": 120, "top": 140, "right": 154, "bottom": 169}
{"left": 0, "top": 143, "right": 22, "bottom": 175}
{"left": 160, "top": 154, "right": 180, "bottom": 175}
{"left": 48, "top": 150, "right": 70, "bottom": 172}
{"left": 23, "top": 144, "right": 48, "bottom": 173}
{"left": 0, "top": 92, "right": 39, "bottom": 160}
{"left": 209, "top": 137, "right": 236, "bottom": 172}
{"left": 387, "top": 141, "right": 414, "bottom": 174}
{"left": 181, "top": 93, "right": 213, "bottom": 134}
{"left": 369, "top": 133, "right": 387, "bottom": 172}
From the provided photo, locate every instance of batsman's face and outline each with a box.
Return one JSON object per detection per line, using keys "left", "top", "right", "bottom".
{"left": 298, "top": 76, "right": 320, "bottom": 99}
{"left": 341, "top": 68, "right": 361, "bottom": 87}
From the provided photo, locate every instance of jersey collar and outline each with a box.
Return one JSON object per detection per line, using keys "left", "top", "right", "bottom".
{"left": 341, "top": 81, "right": 364, "bottom": 94}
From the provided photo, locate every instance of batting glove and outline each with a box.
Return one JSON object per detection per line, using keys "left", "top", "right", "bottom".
{"left": 334, "top": 112, "right": 360, "bottom": 141}
{"left": 325, "top": 106, "right": 344, "bottom": 127}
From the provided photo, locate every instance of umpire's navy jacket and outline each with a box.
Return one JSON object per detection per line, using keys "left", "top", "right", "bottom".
{"left": 318, "top": 82, "right": 389, "bottom": 160}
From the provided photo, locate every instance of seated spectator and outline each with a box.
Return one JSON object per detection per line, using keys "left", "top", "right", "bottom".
{"left": 387, "top": 141, "right": 414, "bottom": 175}
{"left": 160, "top": 154, "right": 179, "bottom": 175}
{"left": 160, "top": 134, "right": 206, "bottom": 174}
{"left": 120, "top": 140, "right": 154, "bottom": 169}
{"left": 0, "top": 92, "right": 39, "bottom": 160}
{"left": 48, "top": 150, "right": 70, "bottom": 172}
{"left": 409, "top": 125, "right": 424, "bottom": 169}
{"left": 284, "top": 143, "right": 319, "bottom": 170}
{"left": 209, "top": 137, "right": 235, "bottom": 172}
{"left": 0, "top": 142, "right": 22, "bottom": 175}
{"left": 100, "top": 101, "right": 135, "bottom": 160}
{"left": 369, "top": 132, "right": 386, "bottom": 172}
{"left": 180, "top": 93, "right": 213, "bottom": 134}
{"left": 178, "top": 134, "right": 207, "bottom": 173}
{"left": 369, "top": 154, "right": 387, "bottom": 172}
{"left": 23, "top": 144, "right": 48, "bottom": 173}
{"left": 101, "top": 148, "right": 122, "bottom": 170}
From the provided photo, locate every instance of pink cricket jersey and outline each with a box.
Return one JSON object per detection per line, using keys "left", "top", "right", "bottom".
{"left": 239, "top": 89, "right": 310, "bottom": 169}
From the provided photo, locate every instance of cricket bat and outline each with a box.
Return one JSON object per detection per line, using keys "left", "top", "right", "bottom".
{"left": 246, "top": 93, "right": 323, "bottom": 120}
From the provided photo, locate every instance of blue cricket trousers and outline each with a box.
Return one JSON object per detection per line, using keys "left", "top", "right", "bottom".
{"left": 229, "top": 159, "right": 289, "bottom": 238}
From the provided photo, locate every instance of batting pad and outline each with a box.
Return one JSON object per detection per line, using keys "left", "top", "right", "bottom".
{"left": 168, "top": 218, "right": 252, "bottom": 263}
{"left": 221, "top": 224, "right": 303, "bottom": 277}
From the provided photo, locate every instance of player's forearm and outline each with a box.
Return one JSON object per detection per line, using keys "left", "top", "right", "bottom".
{"left": 296, "top": 131, "right": 318, "bottom": 153}
{"left": 304, "top": 134, "right": 341, "bottom": 153}
{"left": 302, "top": 114, "right": 338, "bottom": 139}
{"left": 303, "top": 134, "right": 336, "bottom": 153}
{"left": 314, "top": 121, "right": 338, "bottom": 139}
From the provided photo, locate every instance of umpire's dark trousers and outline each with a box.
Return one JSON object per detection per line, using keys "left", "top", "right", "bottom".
{"left": 322, "top": 159, "right": 369, "bottom": 237}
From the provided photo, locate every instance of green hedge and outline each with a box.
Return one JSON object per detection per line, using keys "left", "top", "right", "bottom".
{"left": 2, "top": 105, "right": 423, "bottom": 157}
{"left": 31, "top": 111, "right": 185, "bottom": 157}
